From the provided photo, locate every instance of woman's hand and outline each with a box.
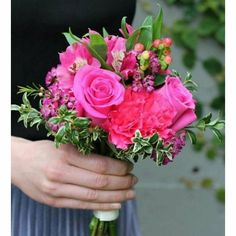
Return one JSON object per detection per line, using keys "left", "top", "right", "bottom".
{"left": 11, "top": 137, "right": 138, "bottom": 210}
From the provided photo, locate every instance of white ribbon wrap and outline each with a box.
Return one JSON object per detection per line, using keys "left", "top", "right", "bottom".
{"left": 93, "top": 210, "right": 119, "bottom": 221}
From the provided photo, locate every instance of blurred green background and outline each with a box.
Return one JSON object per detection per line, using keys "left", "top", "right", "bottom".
{"left": 132, "top": 0, "right": 225, "bottom": 235}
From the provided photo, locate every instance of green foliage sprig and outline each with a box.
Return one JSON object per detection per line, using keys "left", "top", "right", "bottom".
{"left": 115, "top": 130, "right": 173, "bottom": 166}
{"left": 11, "top": 93, "right": 44, "bottom": 129}
{"left": 47, "top": 106, "right": 107, "bottom": 154}
{"left": 186, "top": 113, "right": 225, "bottom": 144}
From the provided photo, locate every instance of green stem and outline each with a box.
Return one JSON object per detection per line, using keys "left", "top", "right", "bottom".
{"left": 104, "top": 222, "right": 109, "bottom": 236}
{"left": 97, "top": 221, "right": 105, "bottom": 236}
{"left": 89, "top": 217, "right": 99, "bottom": 236}
{"left": 108, "top": 221, "right": 117, "bottom": 236}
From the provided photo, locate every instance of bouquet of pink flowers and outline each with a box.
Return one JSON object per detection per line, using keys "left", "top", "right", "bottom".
{"left": 12, "top": 6, "right": 224, "bottom": 236}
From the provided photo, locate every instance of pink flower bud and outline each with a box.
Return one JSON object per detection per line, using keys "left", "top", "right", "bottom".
{"left": 164, "top": 55, "right": 172, "bottom": 64}
{"left": 163, "top": 37, "right": 173, "bottom": 47}
{"left": 134, "top": 43, "right": 145, "bottom": 52}
{"left": 152, "top": 39, "right": 162, "bottom": 48}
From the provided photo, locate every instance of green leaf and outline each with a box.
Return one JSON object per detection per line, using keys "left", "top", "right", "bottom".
{"left": 186, "top": 129, "right": 197, "bottom": 144}
{"left": 63, "top": 27, "right": 81, "bottom": 45}
{"left": 195, "top": 100, "right": 203, "bottom": 118}
{"left": 22, "top": 93, "right": 30, "bottom": 106}
{"left": 182, "top": 50, "right": 196, "bottom": 69}
{"left": 215, "top": 187, "right": 225, "bottom": 203}
{"left": 198, "top": 17, "right": 218, "bottom": 36}
{"left": 181, "top": 29, "right": 199, "bottom": 50}
{"left": 48, "top": 117, "right": 61, "bottom": 125}
{"left": 153, "top": 7, "right": 163, "bottom": 39}
{"left": 11, "top": 104, "right": 20, "bottom": 111}
{"left": 202, "top": 113, "right": 212, "bottom": 123}
{"left": 126, "top": 29, "right": 141, "bottom": 51}
{"left": 202, "top": 58, "right": 223, "bottom": 76}
{"left": 86, "top": 43, "right": 112, "bottom": 70}
{"left": 121, "top": 17, "right": 129, "bottom": 39}
{"left": 154, "top": 74, "right": 166, "bottom": 86}
{"left": 142, "top": 16, "right": 153, "bottom": 27}
{"left": 206, "top": 147, "right": 217, "bottom": 160}
{"left": 215, "top": 25, "right": 225, "bottom": 44}
{"left": 55, "top": 126, "right": 66, "bottom": 143}
{"left": 102, "top": 27, "right": 109, "bottom": 37}
{"left": 149, "top": 133, "right": 159, "bottom": 144}
{"left": 211, "top": 128, "right": 223, "bottom": 143}
{"left": 213, "top": 121, "right": 225, "bottom": 130}
{"left": 63, "top": 33, "right": 79, "bottom": 45}
{"left": 139, "top": 26, "right": 153, "bottom": 49}
{"left": 165, "top": 0, "right": 177, "bottom": 4}
{"left": 89, "top": 32, "right": 107, "bottom": 61}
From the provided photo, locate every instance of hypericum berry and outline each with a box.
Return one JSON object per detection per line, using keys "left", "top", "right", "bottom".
{"left": 67, "top": 102, "right": 74, "bottom": 109}
{"left": 163, "top": 49, "right": 171, "bottom": 56}
{"left": 38, "top": 92, "right": 44, "bottom": 97}
{"left": 164, "top": 55, "right": 172, "bottom": 64}
{"left": 140, "top": 64, "right": 149, "bottom": 71}
{"left": 152, "top": 39, "right": 162, "bottom": 48}
{"left": 163, "top": 37, "right": 173, "bottom": 47}
{"left": 141, "top": 50, "right": 150, "bottom": 60}
{"left": 134, "top": 43, "right": 145, "bottom": 52}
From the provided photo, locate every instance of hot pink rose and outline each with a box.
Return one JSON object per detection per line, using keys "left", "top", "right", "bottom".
{"left": 73, "top": 65, "right": 125, "bottom": 124}
{"left": 157, "top": 76, "right": 197, "bottom": 131}
{"left": 104, "top": 88, "right": 176, "bottom": 149}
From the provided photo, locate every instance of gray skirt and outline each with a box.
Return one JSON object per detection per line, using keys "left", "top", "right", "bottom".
{"left": 11, "top": 185, "right": 142, "bottom": 236}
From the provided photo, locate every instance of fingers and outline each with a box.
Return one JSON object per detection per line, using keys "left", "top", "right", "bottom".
{"left": 49, "top": 183, "right": 136, "bottom": 203}
{"left": 45, "top": 197, "right": 122, "bottom": 210}
{"left": 65, "top": 147, "right": 133, "bottom": 176}
{"left": 57, "top": 165, "right": 138, "bottom": 190}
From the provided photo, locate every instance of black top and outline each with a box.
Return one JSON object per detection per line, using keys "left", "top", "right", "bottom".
{"left": 11, "top": 0, "right": 136, "bottom": 140}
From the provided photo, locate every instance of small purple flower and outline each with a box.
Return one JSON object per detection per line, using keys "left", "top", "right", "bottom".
{"left": 143, "top": 75, "right": 155, "bottom": 92}
{"left": 40, "top": 98, "right": 58, "bottom": 119}
{"left": 162, "top": 131, "right": 186, "bottom": 165}
{"left": 45, "top": 67, "right": 57, "bottom": 86}
{"left": 149, "top": 52, "right": 160, "bottom": 74}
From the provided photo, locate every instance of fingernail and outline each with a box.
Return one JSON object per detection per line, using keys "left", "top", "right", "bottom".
{"left": 126, "top": 190, "right": 135, "bottom": 199}
{"left": 111, "top": 203, "right": 121, "bottom": 209}
{"left": 132, "top": 176, "right": 139, "bottom": 185}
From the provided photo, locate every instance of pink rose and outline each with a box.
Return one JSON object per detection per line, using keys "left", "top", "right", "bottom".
{"left": 157, "top": 76, "right": 197, "bottom": 131}
{"left": 73, "top": 65, "right": 125, "bottom": 124}
{"left": 104, "top": 88, "right": 176, "bottom": 149}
